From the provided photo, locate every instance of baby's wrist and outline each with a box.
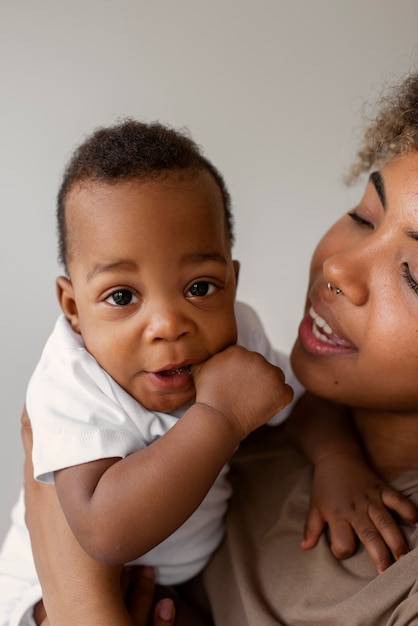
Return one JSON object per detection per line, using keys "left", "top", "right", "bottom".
{"left": 192, "top": 401, "right": 245, "bottom": 442}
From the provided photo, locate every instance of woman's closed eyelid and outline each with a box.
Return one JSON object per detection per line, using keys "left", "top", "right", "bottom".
{"left": 402, "top": 263, "right": 418, "bottom": 295}
{"left": 347, "top": 210, "right": 373, "bottom": 228}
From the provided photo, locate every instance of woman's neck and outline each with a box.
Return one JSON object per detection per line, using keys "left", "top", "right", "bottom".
{"left": 353, "top": 408, "right": 418, "bottom": 481}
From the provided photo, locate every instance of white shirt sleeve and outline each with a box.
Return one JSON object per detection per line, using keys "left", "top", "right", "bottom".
{"left": 26, "top": 315, "right": 168, "bottom": 483}
{"left": 235, "top": 301, "right": 304, "bottom": 426}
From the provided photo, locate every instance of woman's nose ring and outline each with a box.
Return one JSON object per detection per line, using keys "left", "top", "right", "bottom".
{"left": 327, "top": 282, "right": 342, "bottom": 295}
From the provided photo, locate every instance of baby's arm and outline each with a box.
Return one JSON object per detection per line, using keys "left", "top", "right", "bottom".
{"left": 284, "top": 393, "right": 418, "bottom": 573}
{"left": 54, "top": 345, "right": 293, "bottom": 566}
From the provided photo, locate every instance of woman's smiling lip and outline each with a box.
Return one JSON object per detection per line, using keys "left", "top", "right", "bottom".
{"left": 297, "top": 306, "right": 357, "bottom": 356}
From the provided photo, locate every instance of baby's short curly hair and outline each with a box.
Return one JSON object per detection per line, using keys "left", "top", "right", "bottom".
{"left": 347, "top": 72, "right": 418, "bottom": 183}
{"left": 57, "top": 119, "right": 233, "bottom": 269}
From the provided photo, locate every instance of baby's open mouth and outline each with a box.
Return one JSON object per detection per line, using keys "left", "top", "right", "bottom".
{"left": 158, "top": 365, "right": 192, "bottom": 376}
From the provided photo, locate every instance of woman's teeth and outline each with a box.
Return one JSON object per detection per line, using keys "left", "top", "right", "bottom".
{"left": 309, "top": 307, "right": 337, "bottom": 345}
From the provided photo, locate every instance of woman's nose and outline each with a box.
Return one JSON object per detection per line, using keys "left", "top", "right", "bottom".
{"left": 323, "top": 251, "right": 369, "bottom": 306}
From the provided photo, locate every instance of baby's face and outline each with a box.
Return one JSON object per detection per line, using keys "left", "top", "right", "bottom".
{"left": 291, "top": 151, "right": 418, "bottom": 412}
{"left": 61, "top": 171, "right": 238, "bottom": 413}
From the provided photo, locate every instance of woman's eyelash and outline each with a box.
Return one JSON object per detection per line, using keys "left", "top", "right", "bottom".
{"left": 347, "top": 211, "right": 372, "bottom": 227}
{"left": 402, "top": 263, "right": 418, "bottom": 294}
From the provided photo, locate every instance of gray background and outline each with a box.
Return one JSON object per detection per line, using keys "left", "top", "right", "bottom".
{"left": 1, "top": 0, "right": 418, "bottom": 543}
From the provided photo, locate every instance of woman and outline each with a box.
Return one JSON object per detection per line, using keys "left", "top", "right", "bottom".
{"left": 203, "top": 72, "right": 418, "bottom": 625}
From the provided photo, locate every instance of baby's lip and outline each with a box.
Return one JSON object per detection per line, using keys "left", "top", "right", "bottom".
{"left": 151, "top": 361, "right": 195, "bottom": 376}
{"left": 157, "top": 364, "right": 193, "bottom": 376}
{"left": 145, "top": 362, "right": 195, "bottom": 392}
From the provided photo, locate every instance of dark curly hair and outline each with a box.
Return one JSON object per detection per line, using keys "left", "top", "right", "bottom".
{"left": 347, "top": 72, "right": 418, "bottom": 183}
{"left": 57, "top": 119, "right": 233, "bottom": 270}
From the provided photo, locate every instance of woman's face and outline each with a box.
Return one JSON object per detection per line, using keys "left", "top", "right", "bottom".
{"left": 291, "top": 152, "right": 418, "bottom": 412}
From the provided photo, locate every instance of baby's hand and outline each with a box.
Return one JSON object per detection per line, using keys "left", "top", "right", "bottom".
{"left": 192, "top": 345, "right": 294, "bottom": 439}
{"left": 303, "top": 451, "right": 418, "bottom": 573}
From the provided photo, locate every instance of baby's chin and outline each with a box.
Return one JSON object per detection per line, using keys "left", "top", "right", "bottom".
{"left": 140, "top": 390, "right": 196, "bottom": 415}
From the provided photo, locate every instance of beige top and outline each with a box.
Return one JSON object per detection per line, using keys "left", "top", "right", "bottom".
{"left": 203, "top": 426, "right": 418, "bottom": 626}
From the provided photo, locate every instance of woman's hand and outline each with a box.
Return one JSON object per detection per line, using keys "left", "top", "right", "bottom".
{"left": 34, "top": 567, "right": 175, "bottom": 626}
{"left": 22, "top": 407, "right": 175, "bottom": 625}
{"left": 121, "top": 566, "right": 176, "bottom": 625}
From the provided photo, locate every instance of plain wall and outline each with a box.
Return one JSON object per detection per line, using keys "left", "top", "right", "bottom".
{"left": 1, "top": 0, "right": 418, "bottom": 543}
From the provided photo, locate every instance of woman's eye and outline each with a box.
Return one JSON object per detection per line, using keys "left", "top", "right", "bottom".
{"left": 187, "top": 282, "right": 216, "bottom": 297}
{"left": 402, "top": 263, "right": 418, "bottom": 295}
{"left": 347, "top": 210, "right": 373, "bottom": 228}
{"left": 106, "top": 289, "right": 138, "bottom": 306}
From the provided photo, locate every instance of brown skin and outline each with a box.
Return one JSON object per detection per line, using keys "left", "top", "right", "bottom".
{"left": 292, "top": 156, "right": 418, "bottom": 416}
{"left": 61, "top": 172, "right": 239, "bottom": 414}
{"left": 53, "top": 172, "right": 293, "bottom": 565}
{"left": 290, "top": 153, "right": 418, "bottom": 570}
{"left": 23, "top": 409, "right": 176, "bottom": 626}
{"left": 285, "top": 394, "right": 418, "bottom": 573}
{"left": 24, "top": 169, "right": 291, "bottom": 624}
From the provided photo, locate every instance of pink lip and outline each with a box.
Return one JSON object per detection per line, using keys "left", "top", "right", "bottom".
{"left": 298, "top": 312, "right": 357, "bottom": 357}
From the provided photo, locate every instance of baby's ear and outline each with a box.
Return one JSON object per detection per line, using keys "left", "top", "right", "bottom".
{"left": 233, "top": 260, "right": 240, "bottom": 289}
{"left": 56, "top": 276, "right": 81, "bottom": 333}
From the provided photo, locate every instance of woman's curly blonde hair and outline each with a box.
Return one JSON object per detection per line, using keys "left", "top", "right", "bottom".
{"left": 347, "top": 72, "right": 418, "bottom": 184}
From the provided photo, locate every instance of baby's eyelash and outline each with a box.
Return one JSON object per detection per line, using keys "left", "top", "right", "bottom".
{"left": 105, "top": 289, "right": 139, "bottom": 306}
{"left": 402, "top": 263, "right": 418, "bottom": 294}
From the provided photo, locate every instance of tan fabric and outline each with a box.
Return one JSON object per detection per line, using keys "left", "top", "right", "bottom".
{"left": 203, "top": 426, "right": 418, "bottom": 626}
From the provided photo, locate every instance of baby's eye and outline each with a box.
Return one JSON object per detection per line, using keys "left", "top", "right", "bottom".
{"left": 187, "top": 281, "right": 216, "bottom": 298}
{"left": 106, "top": 289, "right": 139, "bottom": 306}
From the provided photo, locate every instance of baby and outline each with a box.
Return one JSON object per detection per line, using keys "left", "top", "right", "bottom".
{"left": 26, "top": 119, "right": 295, "bottom": 590}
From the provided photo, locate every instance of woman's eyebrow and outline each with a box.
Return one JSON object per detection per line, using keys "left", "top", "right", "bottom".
{"left": 370, "top": 171, "right": 386, "bottom": 208}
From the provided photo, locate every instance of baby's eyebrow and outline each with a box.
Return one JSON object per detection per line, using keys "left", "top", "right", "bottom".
{"left": 182, "top": 252, "right": 227, "bottom": 265}
{"left": 370, "top": 171, "right": 386, "bottom": 208}
{"left": 86, "top": 261, "right": 137, "bottom": 282}
{"left": 85, "top": 254, "right": 226, "bottom": 282}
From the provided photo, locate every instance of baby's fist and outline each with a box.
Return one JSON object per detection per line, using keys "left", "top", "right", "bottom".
{"left": 193, "top": 345, "right": 293, "bottom": 439}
